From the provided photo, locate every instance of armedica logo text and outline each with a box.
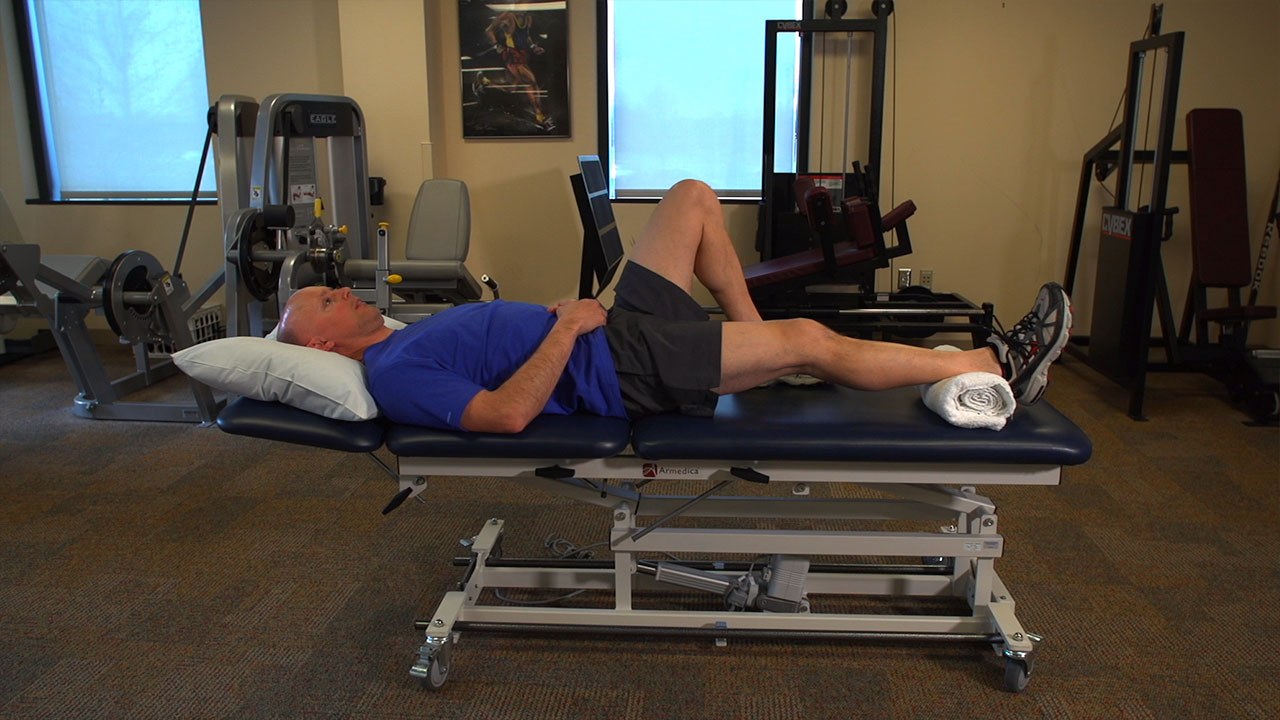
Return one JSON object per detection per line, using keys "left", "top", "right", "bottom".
{"left": 642, "top": 463, "right": 701, "bottom": 478}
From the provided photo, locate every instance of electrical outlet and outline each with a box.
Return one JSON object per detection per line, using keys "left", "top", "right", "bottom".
{"left": 920, "top": 270, "right": 933, "bottom": 289}
{"left": 897, "top": 268, "right": 912, "bottom": 289}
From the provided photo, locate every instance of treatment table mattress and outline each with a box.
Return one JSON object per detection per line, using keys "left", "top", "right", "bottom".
{"left": 217, "top": 384, "right": 1092, "bottom": 465}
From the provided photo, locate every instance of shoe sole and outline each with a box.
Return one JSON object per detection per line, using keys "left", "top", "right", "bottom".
{"left": 1016, "top": 285, "right": 1073, "bottom": 404}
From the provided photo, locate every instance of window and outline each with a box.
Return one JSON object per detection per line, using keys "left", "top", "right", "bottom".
{"left": 14, "top": 0, "right": 213, "bottom": 202}
{"left": 601, "top": 0, "right": 806, "bottom": 199}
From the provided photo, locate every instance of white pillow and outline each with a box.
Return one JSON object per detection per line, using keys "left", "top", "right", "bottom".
{"left": 173, "top": 316, "right": 407, "bottom": 422}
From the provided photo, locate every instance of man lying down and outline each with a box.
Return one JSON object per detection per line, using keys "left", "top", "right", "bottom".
{"left": 275, "top": 180, "right": 1070, "bottom": 434}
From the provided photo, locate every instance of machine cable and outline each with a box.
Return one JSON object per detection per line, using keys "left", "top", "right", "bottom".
{"left": 173, "top": 122, "right": 215, "bottom": 278}
{"left": 1134, "top": 25, "right": 1164, "bottom": 210}
{"left": 489, "top": 536, "right": 603, "bottom": 606}
{"left": 1096, "top": 8, "right": 1159, "bottom": 204}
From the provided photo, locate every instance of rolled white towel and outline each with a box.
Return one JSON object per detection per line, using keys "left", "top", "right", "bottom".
{"left": 918, "top": 346, "right": 1015, "bottom": 430}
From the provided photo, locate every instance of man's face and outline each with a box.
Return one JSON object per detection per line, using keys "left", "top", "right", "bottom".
{"left": 284, "top": 286, "right": 384, "bottom": 351}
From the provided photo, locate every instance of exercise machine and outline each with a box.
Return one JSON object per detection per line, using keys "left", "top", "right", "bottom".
{"left": 1178, "top": 111, "right": 1277, "bottom": 424}
{"left": 1062, "top": 6, "right": 1185, "bottom": 420}
{"left": 1062, "top": 5, "right": 1275, "bottom": 423}
{"left": 754, "top": 4, "right": 990, "bottom": 341}
{"left": 344, "top": 177, "right": 493, "bottom": 321}
{"left": 0, "top": 95, "right": 265, "bottom": 421}
{"left": 221, "top": 94, "right": 491, "bottom": 330}
{"left": 221, "top": 94, "right": 367, "bottom": 337}
{"left": 0, "top": 197, "right": 222, "bottom": 422}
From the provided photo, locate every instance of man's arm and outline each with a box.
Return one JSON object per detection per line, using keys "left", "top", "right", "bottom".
{"left": 485, "top": 12, "right": 511, "bottom": 47}
{"left": 460, "top": 299, "right": 606, "bottom": 434}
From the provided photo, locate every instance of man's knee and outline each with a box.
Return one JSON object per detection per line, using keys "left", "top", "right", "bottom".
{"left": 667, "top": 178, "right": 718, "bottom": 211}
{"left": 775, "top": 318, "right": 834, "bottom": 354}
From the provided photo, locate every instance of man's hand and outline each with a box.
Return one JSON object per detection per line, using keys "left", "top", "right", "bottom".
{"left": 461, "top": 299, "right": 607, "bottom": 434}
{"left": 548, "top": 298, "right": 606, "bottom": 335}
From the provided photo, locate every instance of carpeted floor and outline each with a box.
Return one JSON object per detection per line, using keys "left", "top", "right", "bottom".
{"left": 1, "top": 342, "right": 1277, "bottom": 719}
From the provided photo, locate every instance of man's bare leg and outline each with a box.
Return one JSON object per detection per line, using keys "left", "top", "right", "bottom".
{"left": 511, "top": 65, "right": 545, "bottom": 122}
{"left": 627, "top": 179, "right": 762, "bottom": 322}
{"left": 714, "top": 319, "right": 1004, "bottom": 394}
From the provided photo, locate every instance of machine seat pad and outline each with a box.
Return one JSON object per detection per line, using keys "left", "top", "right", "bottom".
{"left": 745, "top": 198, "right": 916, "bottom": 290}
{"left": 387, "top": 413, "right": 631, "bottom": 459}
{"left": 881, "top": 199, "right": 918, "bottom": 229}
{"left": 744, "top": 242, "right": 877, "bottom": 289}
{"left": 633, "top": 385, "right": 1092, "bottom": 465}
{"left": 216, "top": 397, "right": 386, "bottom": 452}
{"left": 37, "top": 255, "right": 109, "bottom": 297}
{"left": 343, "top": 259, "right": 484, "bottom": 297}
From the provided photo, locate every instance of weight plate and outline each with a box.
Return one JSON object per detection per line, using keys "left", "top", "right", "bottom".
{"left": 237, "top": 216, "right": 283, "bottom": 301}
{"left": 102, "top": 250, "right": 165, "bottom": 344}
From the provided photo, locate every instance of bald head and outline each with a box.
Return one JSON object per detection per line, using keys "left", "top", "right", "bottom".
{"left": 276, "top": 286, "right": 393, "bottom": 360}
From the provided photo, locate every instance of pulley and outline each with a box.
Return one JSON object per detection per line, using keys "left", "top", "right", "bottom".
{"left": 101, "top": 250, "right": 169, "bottom": 344}
{"left": 870, "top": 0, "right": 893, "bottom": 18}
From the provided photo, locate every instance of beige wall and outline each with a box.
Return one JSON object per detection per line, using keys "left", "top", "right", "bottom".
{"left": 422, "top": 0, "right": 599, "bottom": 301}
{"left": 886, "top": 0, "right": 1280, "bottom": 346}
{"left": 1, "top": 0, "right": 1277, "bottom": 345}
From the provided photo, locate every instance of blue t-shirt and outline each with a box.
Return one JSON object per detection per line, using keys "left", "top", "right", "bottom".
{"left": 363, "top": 300, "right": 626, "bottom": 430}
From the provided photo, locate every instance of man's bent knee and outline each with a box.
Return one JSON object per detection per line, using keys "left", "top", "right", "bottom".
{"left": 783, "top": 318, "right": 833, "bottom": 343}
{"left": 770, "top": 318, "right": 834, "bottom": 362}
{"left": 667, "top": 179, "right": 718, "bottom": 209}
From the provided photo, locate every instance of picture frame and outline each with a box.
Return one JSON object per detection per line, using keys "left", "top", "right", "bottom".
{"left": 458, "top": 0, "right": 570, "bottom": 138}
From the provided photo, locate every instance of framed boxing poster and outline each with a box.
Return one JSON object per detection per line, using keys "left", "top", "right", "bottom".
{"left": 458, "top": 0, "right": 570, "bottom": 138}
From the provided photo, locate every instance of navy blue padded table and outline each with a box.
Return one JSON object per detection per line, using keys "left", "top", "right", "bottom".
{"left": 278, "top": 384, "right": 1090, "bottom": 466}
{"left": 215, "top": 384, "right": 1092, "bottom": 693}
{"left": 634, "top": 384, "right": 1092, "bottom": 465}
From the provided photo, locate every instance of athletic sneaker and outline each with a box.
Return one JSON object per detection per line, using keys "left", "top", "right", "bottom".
{"left": 987, "top": 282, "right": 1072, "bottom": 404}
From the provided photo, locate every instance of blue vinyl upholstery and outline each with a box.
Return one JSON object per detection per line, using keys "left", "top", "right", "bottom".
{"left": 386, "top": 414, "right": 631, "bottom": 459}
{"left": 633, "top": 385, "right": 1092, "bottom": 465}
{"left": 217, "top": 387, "right": 1091, "bottom": 466}
{"left": 216, "top": 398, "right": 386, "bottom": 452}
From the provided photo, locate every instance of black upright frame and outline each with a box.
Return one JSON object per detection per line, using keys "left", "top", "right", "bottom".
{"left": 1064, "top": 30, "right": 1185, "bottom": 420}
{"left": 1114, "top": 33, "right": 1184, "bottom": 242}
{"left": 758, "top": 16, "right": 889, "bottom": 261}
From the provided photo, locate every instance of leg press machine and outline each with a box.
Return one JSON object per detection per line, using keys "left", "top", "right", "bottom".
{"left": 217, "top": 382, "right": 1091, "bottom": 692}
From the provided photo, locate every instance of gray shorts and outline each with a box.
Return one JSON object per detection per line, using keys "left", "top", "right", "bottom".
{"left": 604, "top": 262, "right": 722, "bottom": 419}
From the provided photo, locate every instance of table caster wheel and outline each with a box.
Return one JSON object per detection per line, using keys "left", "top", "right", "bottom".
{"left": 413, "top": 639, "right": 452, "bottom": 690}
{"left": 1003, "top": 657, "right": 1032, "bottom": 692}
